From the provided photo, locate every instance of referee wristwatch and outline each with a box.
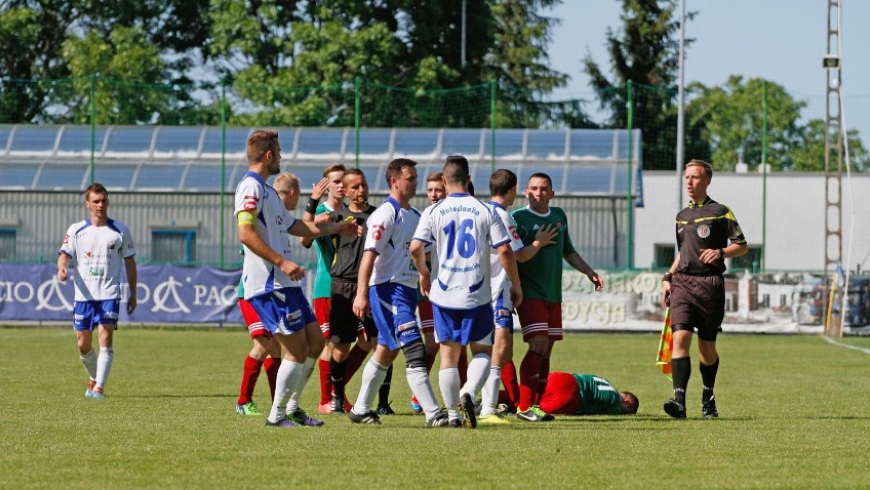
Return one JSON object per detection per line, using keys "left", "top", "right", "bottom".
{"left": 662, "top": 272, "right": 673, "bottom": 283}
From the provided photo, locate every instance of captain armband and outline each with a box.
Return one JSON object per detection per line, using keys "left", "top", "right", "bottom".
{"left": 237, "top": 211, "right": 256, "bottom": 226}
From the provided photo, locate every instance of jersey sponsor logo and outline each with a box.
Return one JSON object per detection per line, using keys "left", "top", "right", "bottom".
{"left": 85, "top": 251, "right": 92, "bottom": 258}
{"left": 697, "top": 224, "right": 710, "bottom": 238}
{"left": 243, "top": 195, "right": 259, "bottom": 212}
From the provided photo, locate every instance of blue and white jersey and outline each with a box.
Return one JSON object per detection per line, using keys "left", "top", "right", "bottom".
{"left": 363, "top": 196, "right": 420, "bottom": 289}
{"left": 59, "top": 219, "right": 136, "bottom": 302}
{"left": 413, "top": 193, "right": 510, "bottom": 310}
{"left": 234, "top": 171, "right": 300, "bottom": 299}
{"left": 487, "top": 201, "right": 524, "bottom": 304}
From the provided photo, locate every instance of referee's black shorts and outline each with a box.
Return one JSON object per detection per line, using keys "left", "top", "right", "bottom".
{"left": 670, "top": 273, "right": 725, "bottom": 341}
{"left": 329, "top": 280, "right": 377, "bottom": 344}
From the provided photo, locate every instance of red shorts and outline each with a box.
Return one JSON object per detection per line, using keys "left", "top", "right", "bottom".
{"left": 538, "top": 372, "right": 581, "bottom": 415}
{"left": 516, "top": 298, "right": 563, "bottom": 342}
{"left": 418, "top": 298, "right": 434, "bottom": 334}
{"left": 314, "top": 297, "right": 331, "bottom": 338}
{"left": 239, "top": 298, "right": 270, "bottom": 339}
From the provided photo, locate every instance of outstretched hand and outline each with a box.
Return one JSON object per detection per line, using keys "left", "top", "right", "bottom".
{"left": 311, "top": 178, "right": 329, "bottom": 200}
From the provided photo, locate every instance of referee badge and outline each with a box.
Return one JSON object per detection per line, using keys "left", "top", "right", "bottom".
{"left": 697, "top": 224, "right": 711, "bottom": 238}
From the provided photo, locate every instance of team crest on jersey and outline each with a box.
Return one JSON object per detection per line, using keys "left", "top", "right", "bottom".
{"left": 557, "top": 222, "right": 563, "bottom": 229}
{"left": 697, "top": 224, "right": 711, "bottom": 238}
{"left": 371, "top": 223, "right": 385, "bottom": 241}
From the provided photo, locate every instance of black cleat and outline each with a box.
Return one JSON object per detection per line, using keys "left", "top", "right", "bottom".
{"left": 448, "top": 418, "right": 463, "bottom": 428}
{"left": 460, "top": 393, "right": 477, "bottom": 428}
{"left": 376, "top": 403, "right": 397, "bottom": 415}
{"left": 664, "top": 399, "right": 687, "bottom": 419}
{"left": 348, "top": 409, "right": 381, "bottom": 425}
{"left": 702, "top": 397, "right": 719, "bottom": 419}
{"left": 426, "top": 411, "right": 450, "bottom": 427}
{"left": 330, "top": 395, "right": 346, "bottom": 414}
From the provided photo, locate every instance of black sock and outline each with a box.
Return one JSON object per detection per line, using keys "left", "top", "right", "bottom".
{"left": 672, "top": 357, "right": 691, "bottom": 404}
{"left": 330, "top": 358, "right": 346, "bottom": 401}
{"left": 699, "top": 358, "right": 719, "bottom": 402}
{"left": 378, "top": 364, "right": 393, "bottom": 407}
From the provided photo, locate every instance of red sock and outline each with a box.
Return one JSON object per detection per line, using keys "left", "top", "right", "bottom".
{"left": 535, "top": 357, "right": 551, "bottom": 405}
{"left": 501, "top": 360, "right": 521, "bottom": 408}
{"left": 425, "top": 346, "right": 437, "bottom": 374}
{"left": 344, "top": 344, "right": 369, "bottom": 383}
{"left": 458, "top": 347, "right": 468, "bottom": 386}
{"left": 263, "top": 357, "right": 280, "bottom": 403}
{"left": 238, "top": 356, "right": 263, "bottom": 405}
{"left": 518, "top": 350, "right": 544, "bottom": 411}
{"left": 318, "top": 359, "right": 332, "bottom": 405}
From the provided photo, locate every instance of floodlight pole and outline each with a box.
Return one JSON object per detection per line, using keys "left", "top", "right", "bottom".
{"left": 824, "top": 0, "right": 843, "bottom": 336}
{"left": 675, "top": 0, "right": 686, "bottom": 217}
{"left": 461, "top": 0, "right": 467, "bottom": 69}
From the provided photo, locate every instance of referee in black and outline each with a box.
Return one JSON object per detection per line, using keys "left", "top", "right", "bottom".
{"left": 660, "top": 159, "right": 747, "bottom": 419}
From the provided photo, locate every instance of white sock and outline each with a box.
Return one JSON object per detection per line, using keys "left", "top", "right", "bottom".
{"left": 480, "top": 365, "right": 502, "bottom": 417}
{"left": 353, "top": 359, "right": 388, "bottom": 415}
{"left": 268, "top": 360, "right": 304, "bottom": 423}
{"left": 80, "top": 349, "right": 97, "bottom": 380}
{"left": 460, "top": 353, "right": 491, "bottom": 399}
{"left": 408, "top": 366, "right": 441, "bottom": 421}
{"left": 286, "top": 357, "right": 315, "bottom": 413}
{"left": 95, "top": 347, "right": 113, "bottom": 389}
{"left": 439, "top": 367, "right": 461, "bottom": 420}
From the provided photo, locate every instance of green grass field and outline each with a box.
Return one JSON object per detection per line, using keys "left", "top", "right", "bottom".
{"left": 2, "top": 327, "right": 869, "bottom": 489}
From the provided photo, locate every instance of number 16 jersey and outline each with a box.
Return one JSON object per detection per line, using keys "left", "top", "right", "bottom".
{"left": 414, "top": 193, "right": 510, "bottom": 310}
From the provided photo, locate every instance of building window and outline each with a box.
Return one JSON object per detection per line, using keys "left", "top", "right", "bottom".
{"left": 0, "top": 229, "right": 16, "bottom": 261}
{"left": 654, "top": 244, "right": 676, "bottom": 269}
{"left": 731, "top": 245, "right": 763, "bottom": 272}
{"left": 152, "top": 230, "right": 196, "bottom": 264}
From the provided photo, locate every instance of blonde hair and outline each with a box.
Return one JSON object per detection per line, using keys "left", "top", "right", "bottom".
{"left": 686, "top": 159, "right": 713, "bottom": 178}
{"left": 274, "top": 172, "right": 300, "bottom": 192}
{"left": 323, "top": 163, "right": 347, "bottom": 177}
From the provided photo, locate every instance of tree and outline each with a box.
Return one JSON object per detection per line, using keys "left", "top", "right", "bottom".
{"left": 582, "top": 0, "right": 698, "bottom": 169}
{"left": 791, "top": 119, "right": 869, "bottom": 172}
{"left": 686, "top": 77, "right": 805, "bottom": 172}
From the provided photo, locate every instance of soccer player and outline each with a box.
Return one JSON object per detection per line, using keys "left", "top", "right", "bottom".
{"left": 511, "top": 173, "right": 604, "bottom": 422}
{"left": 348, "top": 158, "right": 446, "bottom": 427}
{"left": 477, "top": 169, "right": 557, "bottom": 424}
{"left": 236, "top": 130, "right": 356, "bottom": 428}
{"left": 235, "top": 172, "right": 300, "bottom": 416}
{"left": 411, "top": 156, "right": 522, "bottom": 428}
{"left": 299, "top": 163, "right": 347, "bottom": 413}
{"left": 57, "top": 183, "right": 137, "bottom": 399}
{"left": 504, "top": 372, "right": 638, "bottom": 416}
{"left": 660, "top": 159, "right": 747, "bottom": 419}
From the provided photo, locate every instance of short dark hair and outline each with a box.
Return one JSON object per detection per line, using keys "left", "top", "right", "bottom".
{"left": 246, "top": 129, "right": 279, "bottom": 163}
{"left": 527, "top": 172, "right": 553, "bottom": 189}
{"left": 426, "top": 172, "right": 443, "bottom": 183}
{"left": 84, "top": 183, "right": 108, "bottom": 200}
{"left": 489, "top": 169, "right": 517, "bottom": 197}
{"left": 344, "top": 168, "right": 365, "bottom": 179}
{"left": 385, "top": 158, "right": 417, "bottom": 185}
{"left": 622, "top": 392, "right": 639, "bottom": 415}
{"left": 442, "top": 160, "right": 470, "bottom": 185}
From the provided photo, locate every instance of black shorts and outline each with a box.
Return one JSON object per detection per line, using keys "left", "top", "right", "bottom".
{"left": 670, "top": 273, "right": 724, "bottom": 341}
{"left": 330, "top": 280, "right": 377, "bottom": 344}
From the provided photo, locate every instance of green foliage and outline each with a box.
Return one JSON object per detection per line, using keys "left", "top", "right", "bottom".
{"left": 583, "top": 0, "right": 696, "bottom": 170}
{"left": 687, "top": 76, "right": 805, "bottom": 171}
{"left": 791, "top": 118, "right": 870, "bottom": 172}
{"left": 3, "top": 328, "right": 870, "bottom": 489}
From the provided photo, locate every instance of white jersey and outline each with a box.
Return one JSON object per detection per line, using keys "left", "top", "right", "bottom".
{"left": 487, "top": 201, "right": 524, "bottom": 303}
{"left": 234, "top": 171, "right": 299, "bottom": 299}
{"left": 59, "top": 219, "right": 136, "bottom": 302}
{"left": 413, "top": 193, "right": 510, "bottom": 310}
{"left": 363, "top": 196, "right": 420, "bottom": 289}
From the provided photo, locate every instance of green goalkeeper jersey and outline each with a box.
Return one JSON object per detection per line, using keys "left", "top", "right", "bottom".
{"left": 511, "top": 206, "right": 576, "bottom": 303}
{"left": 310, "top": 202, "right": 335, "bottom": 299}
{"left": 573, "top": 374, "right": 622, "bottom": 415}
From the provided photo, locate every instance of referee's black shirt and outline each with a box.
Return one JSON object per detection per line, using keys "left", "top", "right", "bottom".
{"left": 675, "top": 196, "right": 747, "bottom": 276}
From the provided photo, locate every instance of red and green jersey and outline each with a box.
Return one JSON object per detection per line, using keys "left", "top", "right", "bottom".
{"left": 310, "top": 202, "right": 336, "bottom": 299}
{"left": 511, "top": 206, "right": 576, "bottom": 303}
{"left": 573, "top": 374, "right": 622, "bottom": 415}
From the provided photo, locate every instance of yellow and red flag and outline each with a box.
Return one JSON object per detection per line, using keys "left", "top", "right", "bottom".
{"left": 656, "top": 308, "right": 673, "bottom": 380}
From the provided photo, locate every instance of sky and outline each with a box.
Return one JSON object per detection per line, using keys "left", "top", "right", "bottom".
{"left": 545, "top": 0, "right": 870, "bottom": 139}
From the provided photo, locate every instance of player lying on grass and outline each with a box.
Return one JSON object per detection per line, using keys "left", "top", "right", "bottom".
{"left": 497, "top": 372, "right": 638, "bottom": 416}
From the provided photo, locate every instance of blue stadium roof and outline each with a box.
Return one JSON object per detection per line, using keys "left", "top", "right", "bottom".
{"left": 0, "top": 125, "right": 642, "bottom": 196}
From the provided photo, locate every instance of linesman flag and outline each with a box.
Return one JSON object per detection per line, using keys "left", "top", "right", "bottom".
{"left": 656, "top": 308, "right": 673, "bottom": 380}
